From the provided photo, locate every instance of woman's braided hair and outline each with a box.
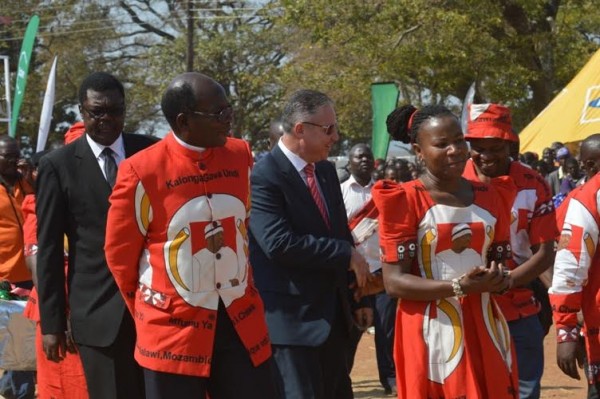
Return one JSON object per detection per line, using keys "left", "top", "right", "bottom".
{"left": 386, "top": 104, "right": 456, "bottom": 144}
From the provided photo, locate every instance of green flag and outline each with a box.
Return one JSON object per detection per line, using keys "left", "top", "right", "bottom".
{"left": 10, "top": 15, "right": 39, "bottom": 138}
{"left": 371, "top": 82, "right": 399, "bottom": 160}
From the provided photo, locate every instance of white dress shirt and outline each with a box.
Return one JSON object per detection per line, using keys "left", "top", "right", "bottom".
{"left": 340, "top": 174, "right": 381, "bottom": 272}
{"left": 278, "top": 140, "right": 328, "bottom": 213}
{"left": 86, "top": 133, "right": 125, "bottom": 181}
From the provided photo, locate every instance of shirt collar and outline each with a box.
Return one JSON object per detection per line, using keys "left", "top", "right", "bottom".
{"left": 278, "top": 138, "right": 308, "bottom": 173}
{"left": 86, "top": 133, "right": 125, "bottom": 160}
{"left": 173, "top": 133, "right": 206, "bottom": 153}
{"left": 346, "top": 174, "right": 374, "bottom": 188}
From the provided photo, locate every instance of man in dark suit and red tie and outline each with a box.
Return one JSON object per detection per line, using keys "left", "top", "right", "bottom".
{"left": 249, "top": 89, "right": 371, "bottom": 399}
{"left": 35, "top": 72, "right": 156, "bottom": 399}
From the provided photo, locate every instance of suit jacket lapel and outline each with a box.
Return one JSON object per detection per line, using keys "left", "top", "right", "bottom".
{"left": 122, "top": 133, "right": 136, "bottom": 158}
{"left": 271, "top": 145, "right": 310, "bottom": 198}
{"left": 74, "top": 136, "right": 112, "bottom": 204}
{"left": 271, "top": 146, "right": 331, "bottom": 230}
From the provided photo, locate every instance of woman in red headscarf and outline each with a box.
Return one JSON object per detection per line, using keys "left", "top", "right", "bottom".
{"left": 462, "top": 103, "right": 557, "bottom": 399}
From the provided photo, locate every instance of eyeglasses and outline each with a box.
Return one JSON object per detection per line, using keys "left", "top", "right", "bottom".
{"left": 191, "top": 106, "right": 234, "bottom": 123}
{"left": 81, "top": 105, "right": 125, "bottom": 120}
{"left": 301, "top": 121, "right": 338, "bottom": 136}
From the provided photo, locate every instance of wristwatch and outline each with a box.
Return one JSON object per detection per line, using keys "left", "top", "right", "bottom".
{"left": 451, "top": 277, "right": 466, "bottom": 298}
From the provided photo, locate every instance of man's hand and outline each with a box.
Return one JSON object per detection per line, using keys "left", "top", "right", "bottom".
{"left": 65, "top": 319, "right": 78, "bottom": 354}
{"left": 349, "top": 248, "right": 370, "bottom": 288}
{"left": 352, "top": 273, "right": 385, "bottom": 301}
{"left": 353, "top": 307, "right": 373, "bottom": 331}
{"left": 42, "top": 332, "right": 68, "bottom": 362}
{"left": 557, "top": 340, "right": 584, "bottom": 380}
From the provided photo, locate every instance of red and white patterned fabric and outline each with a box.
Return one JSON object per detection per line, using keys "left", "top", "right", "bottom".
{"left": 550, "top": 173, "right": 600, "bottom": 383}
{"left": 105, "top": 133, "right": 271, "bottom": 377}
{"left": 464, "top": 159, "right": 557, "bottom": 320}
{"left": 372, "top": 179, "right": 518, "bottom": 398}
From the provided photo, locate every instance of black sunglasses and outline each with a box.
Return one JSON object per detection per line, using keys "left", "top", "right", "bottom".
{"left": 81, "top": 105, "right": 125, "bottom": 120}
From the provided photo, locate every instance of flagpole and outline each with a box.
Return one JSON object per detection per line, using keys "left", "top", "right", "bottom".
{"left": 0, "top": 55, "right": 11, "bottom": 134}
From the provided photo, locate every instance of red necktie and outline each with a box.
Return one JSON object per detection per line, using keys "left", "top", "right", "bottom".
{"left": 304, "top": 164, "right": 330, "bottom": 229}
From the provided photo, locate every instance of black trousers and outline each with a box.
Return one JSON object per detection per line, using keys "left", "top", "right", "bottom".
{"left": 78, "top": 311, "right": 145, "bottom": 399}
{"left": 144, "top": 301, "right": 277, "bottom": 399}
{"left": 272, "top": 307, "right": 352, "bottom": 399}
{"left": 373, "top": 293, "right": 397, "bottom": 390}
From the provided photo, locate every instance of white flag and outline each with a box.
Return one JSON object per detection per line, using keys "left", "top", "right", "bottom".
{"left": 36, "top": 56, "right": 57, "bottom": 152}
{"left": 460, "top": 81, "right": 476, "bottom": 135}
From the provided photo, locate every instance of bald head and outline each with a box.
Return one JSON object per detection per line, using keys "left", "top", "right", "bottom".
{"left": 161, "top": 72, "right": 225, "bottom": 130}
{"left": 161, "top": 72, "right": 232, "bottom": 147}
{"left": 580, "top": 133, "right": 600, "bottom": 179}
{"left": 0, "top": 135, "right": 20, "bottom": 181}
{"left": 0, "top": 135, "right": 17, "bottom": 147}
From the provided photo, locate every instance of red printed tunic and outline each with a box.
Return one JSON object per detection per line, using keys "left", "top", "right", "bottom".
{"left": 550, "top": 173, "right": 600, "bottom": 383}
{"left": 464, "top": 159, "right": 557, "bottom": 320}
{"left": 372, "top": 179, "right": 518, "bottom": 399}
{"left": 105, "top": 133, "right": 271, "bottom": 377}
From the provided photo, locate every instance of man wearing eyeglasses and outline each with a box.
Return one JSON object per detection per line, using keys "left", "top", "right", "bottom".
{"left": 104, "top": 72, "right": 276, "bottom": 399}
{"left": 249, "top": 89, "right": 372, "bottom": 398}
{"left": 36, "top": 72, "right": 156, "bottom": 399}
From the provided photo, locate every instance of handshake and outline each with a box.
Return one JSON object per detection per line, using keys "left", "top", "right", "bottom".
{"left": 349, "top": 248, "right": 385, "bottom": 300}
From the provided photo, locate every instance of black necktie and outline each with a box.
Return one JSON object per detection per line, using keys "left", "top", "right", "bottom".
{"left": 102, "top": 147, "right": 117, "bottom": 188}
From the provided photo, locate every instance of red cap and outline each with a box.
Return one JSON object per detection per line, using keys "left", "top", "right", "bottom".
{"left": 64, "top": 121, "right": 85, "bottom": 144}
{"left": 465, "top": 103, "right": 517, "bottom": 142}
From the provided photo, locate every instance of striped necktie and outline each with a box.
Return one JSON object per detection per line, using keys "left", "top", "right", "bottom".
{"left": 304, "top": 163, "right": 330, "bottom": 229}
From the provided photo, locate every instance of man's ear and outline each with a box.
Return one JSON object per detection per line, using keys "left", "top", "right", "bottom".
{"left": 175, "top": 113, "right": 189, "bottom": 133}
{"left": 292, "top": 122, "right": 304, "bottom": 138}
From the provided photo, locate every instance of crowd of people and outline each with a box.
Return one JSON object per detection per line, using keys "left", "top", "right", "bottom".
{"left": 1, "top": 70, "right": 600, "bottom": 399}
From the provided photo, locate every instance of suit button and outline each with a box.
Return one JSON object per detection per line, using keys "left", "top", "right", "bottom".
{"left": 216, "top": 253, "right": 221, "bottom": 260}
{"left": 216, "top": 282, "right": 221, "bottom": 289}
{"left": 198, "top": 163, "right": 206, "bottom": 170}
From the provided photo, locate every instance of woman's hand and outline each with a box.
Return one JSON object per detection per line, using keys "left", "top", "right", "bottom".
{"left": 460, "top": 261, "right": 511, "bottom": 294}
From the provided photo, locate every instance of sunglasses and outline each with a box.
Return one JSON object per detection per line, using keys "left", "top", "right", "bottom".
{"left": 301, "top": 121, "right": 338, "bottom": 136}
{"left": 191, "top": 106, "right": 234, "bottom": 123}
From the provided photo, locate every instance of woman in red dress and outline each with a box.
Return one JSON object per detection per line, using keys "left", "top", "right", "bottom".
{"left": 372, "top": 104, "right": 519, "bottom": 398}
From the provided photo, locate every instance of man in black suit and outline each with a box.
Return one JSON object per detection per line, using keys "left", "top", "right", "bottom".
{"left": 249, "top": 89, "right": 371, "bottom": 399}
{"left": 36, "top": 72, "right": 155, "bottom": 399}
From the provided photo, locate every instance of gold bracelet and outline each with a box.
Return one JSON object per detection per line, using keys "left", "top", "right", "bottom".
{"left": 451, "top": 277, "right": 466, "bottom": 298}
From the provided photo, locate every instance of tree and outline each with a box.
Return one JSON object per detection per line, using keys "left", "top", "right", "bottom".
{"left": 0, "top": 0, "right": 288, "bottom": 152}
{"left": 277, "top": 0, "right": 600, "bottom": 143}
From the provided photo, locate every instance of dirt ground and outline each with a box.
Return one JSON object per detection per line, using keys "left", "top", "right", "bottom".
{"left": 351, "top": 327, "right": 588, "bottom": 398}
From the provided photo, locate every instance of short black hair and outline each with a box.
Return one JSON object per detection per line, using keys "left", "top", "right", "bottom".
{"left": 161, "top": 81, "right": 197, "bottom": 130}
{"left": 281, "top": 89, "right": 333, "bottom": 134}
{"left": 78, "top": 72, "right": 125, "bottom": 104}
{"left": 386, "top": 104, "right": 456, "bottom": 144}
